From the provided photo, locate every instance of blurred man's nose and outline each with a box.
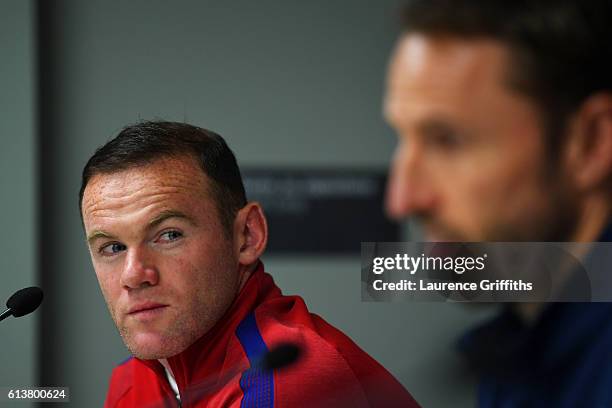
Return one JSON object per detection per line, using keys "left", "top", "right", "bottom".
{"left": 120, "top": 246, "right": 160, "bottom": 289}
{"left": 385, "top": 140, "right": 436, "bottom": 219}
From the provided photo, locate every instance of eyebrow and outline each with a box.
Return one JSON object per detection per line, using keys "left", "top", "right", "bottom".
{"left": 86, "top": 230, "right": 116, "bottom": 246}
{"left": 385, "top": 102, "right": 460, "bottom": 136}
{"left": 86, "top": 210, "right": 196, "bottom": 246}
{"left": 148, "top": 209, "right": 196, "bottom": 228}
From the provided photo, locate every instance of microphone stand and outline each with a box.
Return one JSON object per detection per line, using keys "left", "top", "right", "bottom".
{"left": 0, "top": 309, "right": 12, "bottom": 322}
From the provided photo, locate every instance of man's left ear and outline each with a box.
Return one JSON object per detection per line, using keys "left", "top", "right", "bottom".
{"left": 233, "top": 202, "right": 268, "bottom": 266}
{"left": 564, "top": 92, "right": 612, "bottom": 190}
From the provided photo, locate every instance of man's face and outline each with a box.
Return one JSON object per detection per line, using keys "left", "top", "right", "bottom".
{"left": 384, "top": 34, "right": 577, "bottom": 241}
{"left": 82, "top": 156, "right": 241, "bottom": 359}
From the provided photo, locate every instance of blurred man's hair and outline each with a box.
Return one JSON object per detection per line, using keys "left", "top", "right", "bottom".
{"left": 79, "top": 121, "right": 247, "bottom": 234}
{"left": 401, "top": 0, "right": 612, "bottom": 158}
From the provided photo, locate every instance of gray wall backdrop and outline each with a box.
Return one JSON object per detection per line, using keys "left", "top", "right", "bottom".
{"left": 0, "top": 0, "right": 499, "bottom": 406}
{"left": 0, "top": 1, "right": 37, "bottom": 407}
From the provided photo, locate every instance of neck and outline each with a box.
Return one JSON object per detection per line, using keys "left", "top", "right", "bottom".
{"left": 237, "top": 260, "right": 259, "bottom": 292}
{"left": 155, "top": 261, "right": 260, "bottom": 372}
{"left": 514, "top": 196, "right": 610, "bottom": 323}
{"left": 569, "top": 196, "right": 610, "bottom": 242}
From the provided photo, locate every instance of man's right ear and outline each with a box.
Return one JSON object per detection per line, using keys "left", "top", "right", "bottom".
{"left": 233, "top": 202, "right": 268, "bottom": 267}
{"left": 564, "top": 92, "right": 612, "bottom": 191}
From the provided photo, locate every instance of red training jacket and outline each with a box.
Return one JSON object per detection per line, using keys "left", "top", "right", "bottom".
{"left": 104, "top": 262, "right": 420, "bottom": 407}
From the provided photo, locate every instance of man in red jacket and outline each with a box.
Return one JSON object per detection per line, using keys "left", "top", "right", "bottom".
{"left": 79, "top": 121, "right": 419, "bottom": 407}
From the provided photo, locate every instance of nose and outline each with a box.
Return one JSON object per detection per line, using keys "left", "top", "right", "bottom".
{"left": 120, "top": 246, "right": 160, "bottom": 289}
{"left": 385, "top": 139, "right": 436, "bottom": 219}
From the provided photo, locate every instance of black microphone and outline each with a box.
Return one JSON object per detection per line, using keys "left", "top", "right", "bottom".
{"left": 0, "top": 286, "right": 44, "bottom": 322}
{"left": 257, "top": 342, "right": 301, "bottom": 371}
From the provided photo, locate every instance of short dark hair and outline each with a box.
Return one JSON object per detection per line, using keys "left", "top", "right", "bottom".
{"left": 400, "top": 0, "right": 612, "bottom": 157}
{"left": 79, "top": 121, "right": 247, "bottom": 234}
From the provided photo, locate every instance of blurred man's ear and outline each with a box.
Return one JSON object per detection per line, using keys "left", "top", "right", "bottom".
{"left": 564, "top": 93, "right": 612, "bottom": 191}
{"left": 233, "top": 202, "right": 268, "bottom": 266}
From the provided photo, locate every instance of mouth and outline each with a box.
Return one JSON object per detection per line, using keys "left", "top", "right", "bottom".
{"left": 425, "top": 233, "right": 454, "bottom": 243}
{"left": 423, "top": 225, "right": 463, "bottom": 242}
{"left": 127, "top": 303, "right": 168, "bottom": 316}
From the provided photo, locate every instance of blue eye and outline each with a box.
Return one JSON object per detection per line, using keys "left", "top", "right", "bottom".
{"left": 158, "top": 230, "right": 183, "bottom": 243}
{"left": 100, "top": 242, "right": 126, "bottom": 255}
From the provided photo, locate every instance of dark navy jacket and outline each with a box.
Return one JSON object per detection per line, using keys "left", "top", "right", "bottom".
{"left": 460, "top": 225, "right": 612, "bottom": 407}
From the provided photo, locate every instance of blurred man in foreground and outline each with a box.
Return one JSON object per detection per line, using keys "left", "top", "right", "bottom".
{"left": 80, "top": 121, "right": 418, "bottom": 407}
{"left": 384, "top": 0, "right": 612, "bottom": 406}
